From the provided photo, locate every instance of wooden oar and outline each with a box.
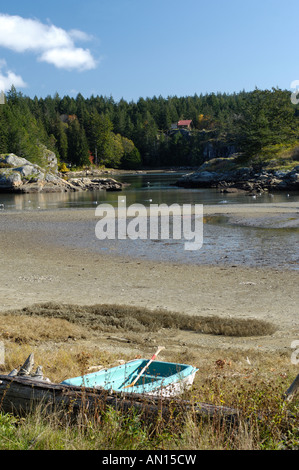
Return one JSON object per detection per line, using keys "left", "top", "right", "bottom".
{"left": 124, "top": 346, "right": 165, "bottom": 389}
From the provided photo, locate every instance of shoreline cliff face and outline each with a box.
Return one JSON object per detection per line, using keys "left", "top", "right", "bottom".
{"left": 0, "top": 154, "right": 123, "bottom": 193}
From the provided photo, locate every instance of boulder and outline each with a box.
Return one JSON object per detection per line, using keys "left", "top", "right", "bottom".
{"left": 68, "top": 176, "right": 123, "bottom": 191}
{"left": 0, "top": 170, "right": 23, "bottom": 189}
{"left": 0, "top": 154, "right": 75, "bottom": 193}
{"left": 13, "top": 164, "right": 44, "bottom": 180}
{"left": 34, "top": 144, "right": 58, "bottom": 173}
{"left": 2, "top": 154, "right": 28, "bottom": 167}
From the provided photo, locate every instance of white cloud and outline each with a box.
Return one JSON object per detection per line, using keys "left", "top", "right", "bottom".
{"left": 0, "top": 59, "right": 26, "bottom": 92}
{"left": 39, "top": 47, "right": 96, "bottom": 71}
{"left": 0, "top": 13, "right": 97, "bottom": 71}
{"left": 68, "top": 29, "right": 93, "bottom": 42}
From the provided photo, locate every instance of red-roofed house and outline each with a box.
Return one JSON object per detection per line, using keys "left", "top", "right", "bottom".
{"left": 177, "top": 120, "right": 193, "bottom": 130}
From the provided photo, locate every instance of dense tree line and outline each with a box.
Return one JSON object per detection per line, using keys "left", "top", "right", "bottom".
{"left": 0, "top": 86, "right": 298, "bottom": 169}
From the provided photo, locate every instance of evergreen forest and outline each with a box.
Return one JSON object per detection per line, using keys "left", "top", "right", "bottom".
{"left": 1, "top": 86, "right": 299, "bottom": 170}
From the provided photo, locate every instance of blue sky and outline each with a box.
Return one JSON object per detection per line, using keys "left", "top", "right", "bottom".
{"left": 0, "top": 0, "right": 298, "bottom": 102}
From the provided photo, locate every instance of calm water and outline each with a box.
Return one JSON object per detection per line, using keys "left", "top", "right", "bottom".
{"left": 0, "top": 171, "right": 298, "bottom": 210}
{"left": 1, "top": 172, "right": 299, "bottom": 270}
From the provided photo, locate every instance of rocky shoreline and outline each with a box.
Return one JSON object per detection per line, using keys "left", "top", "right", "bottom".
{"left": 2, "top": 152, "right": 299, "bottom": 195}
{"left": 176, "top": 165, "right": 299, "bottom": 194}
{"left": 0, "top": 154, "right": 124, "bottom": 193}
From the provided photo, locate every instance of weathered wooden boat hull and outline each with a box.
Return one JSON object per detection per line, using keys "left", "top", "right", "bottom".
{"left": 0, "top": 374, "right": 173, "bottom": 419}
{"left": 0, "top": 374, "right": 240, "bottom": 423}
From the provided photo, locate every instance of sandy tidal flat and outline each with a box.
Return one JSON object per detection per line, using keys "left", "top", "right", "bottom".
{"left": 0, "top": 202, "right": 298, "bottom": 354}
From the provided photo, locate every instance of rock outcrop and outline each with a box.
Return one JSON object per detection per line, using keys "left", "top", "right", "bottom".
{"left": 0, "top": 154, "right": 123, "bottom": 193}
{"left": 39, "top": 144, "right": 58, "bottom": 173}
{"left": 176, "top": 163, "right": 299, "bottom": 194}
{"left": 68, "top": 177, "right": 123, "bottom": 192}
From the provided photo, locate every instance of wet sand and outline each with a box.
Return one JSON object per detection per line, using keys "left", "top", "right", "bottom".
{"left": 0, "top": 202, "right": 298, "bottom": 353}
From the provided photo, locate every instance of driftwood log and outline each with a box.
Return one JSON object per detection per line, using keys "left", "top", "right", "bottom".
{"left": 18, "top": 353, "right": 35, "bottom": 376}
{"left": 0, "top": 354, "right": 241, "bottom": 423}
{"left": 0, "top": 373, "right": 241, "bottom": 424}
{"left": 8, "top": 353, "right": 50, "bottom": 382}
{"left": 3, "top": 354, "right": 298, "bottom": 424}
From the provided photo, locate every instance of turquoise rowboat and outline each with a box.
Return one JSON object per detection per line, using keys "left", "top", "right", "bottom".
{"left": 61, "top": 359, "right": 198, "bottom": 397}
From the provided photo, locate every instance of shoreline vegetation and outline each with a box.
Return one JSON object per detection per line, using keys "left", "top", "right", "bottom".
{"left": 1, "top": 86, "right": 299, "bottom": 187}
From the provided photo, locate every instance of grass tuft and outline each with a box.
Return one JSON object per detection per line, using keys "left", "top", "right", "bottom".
{"left": 3, "top": 302, "right": 276, "bottom": 338}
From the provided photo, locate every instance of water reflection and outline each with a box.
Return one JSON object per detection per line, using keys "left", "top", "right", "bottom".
{"left": 1, "top": 172, "right": 298, "bottom": 271}
{"left": 0, "top": 172, "right": 298, "bottom": 211}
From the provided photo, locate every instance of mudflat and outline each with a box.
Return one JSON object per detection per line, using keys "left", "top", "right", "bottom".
{"left": 0, "top": 202, "right": 298, "bottom": 355}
